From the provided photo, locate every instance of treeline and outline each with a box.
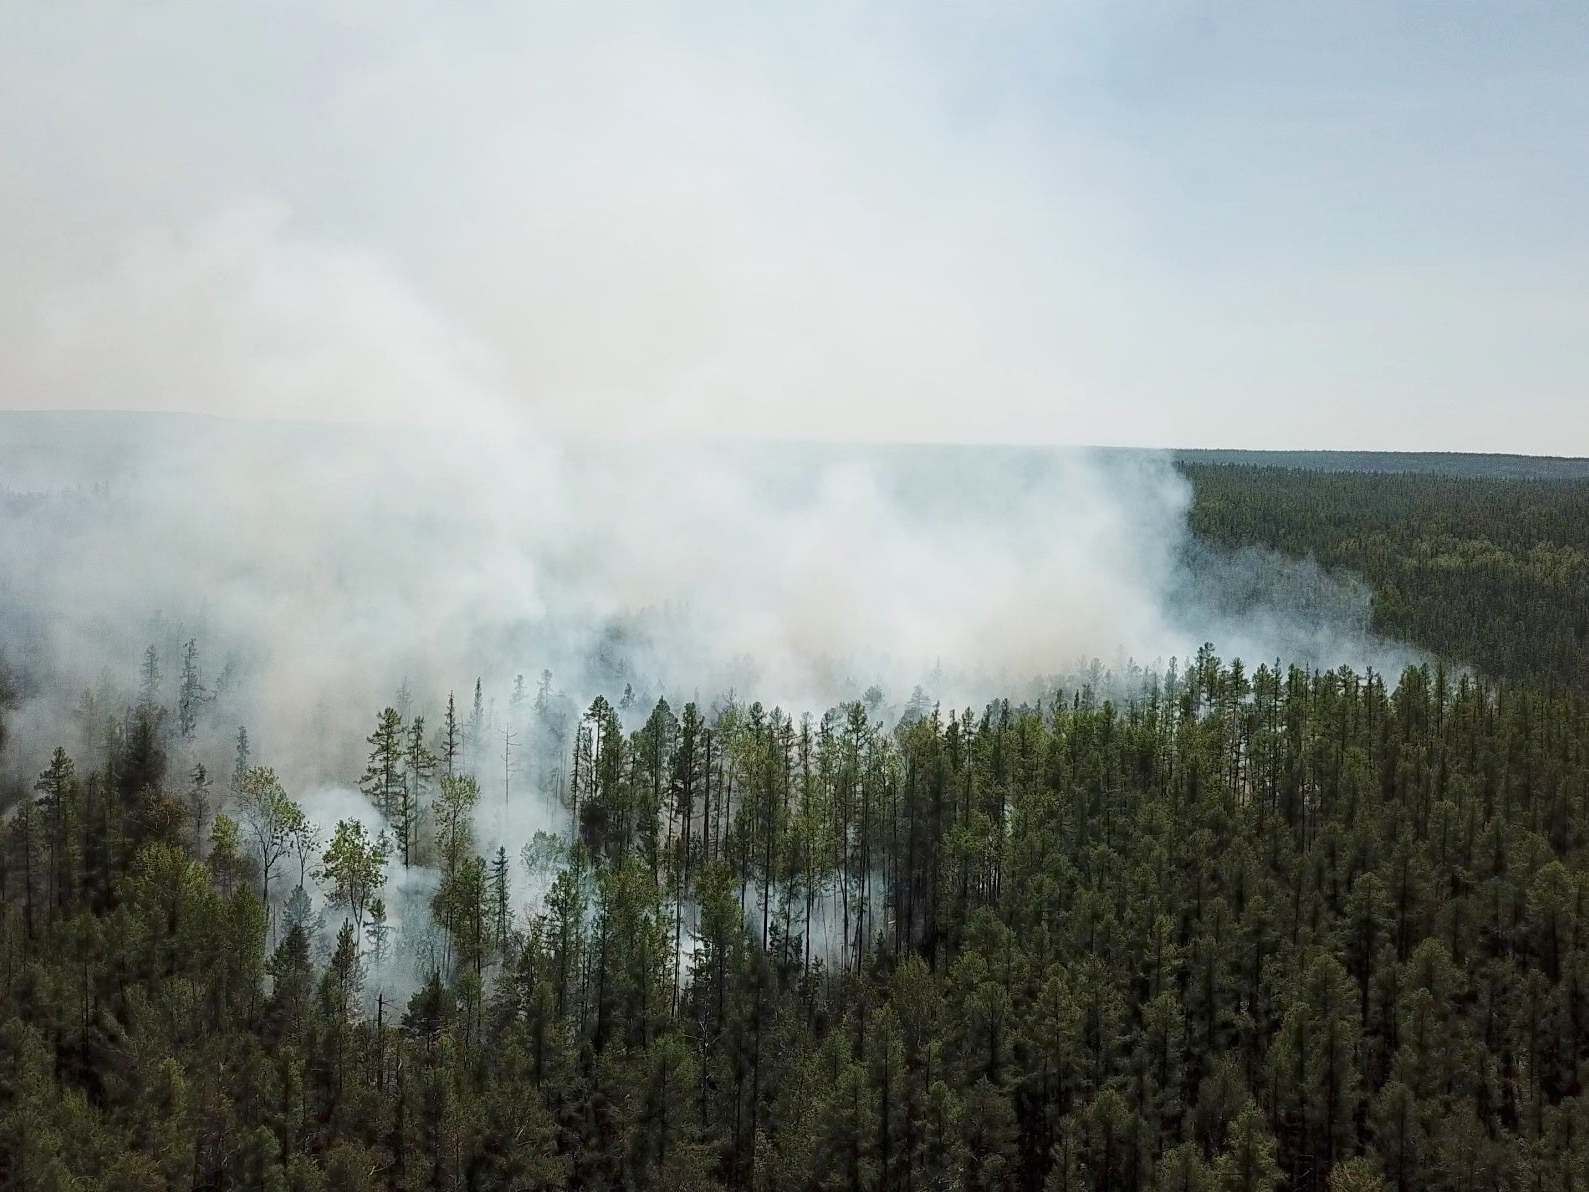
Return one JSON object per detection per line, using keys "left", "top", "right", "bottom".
{"left": 1183, "top": 464, "right": 1589, "bottom": 690}
{"left": 6, "top": 647, "right": 1589, "bottom": 1190}
{"left": 1171, "top": 450, "right": 1589, "bottom": 481}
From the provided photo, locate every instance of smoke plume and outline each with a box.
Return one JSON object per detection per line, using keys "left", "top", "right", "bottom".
{"left": 0, "top": 205, "right": 1422, "bottom": 995}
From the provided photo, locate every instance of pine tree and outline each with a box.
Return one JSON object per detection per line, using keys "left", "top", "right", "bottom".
{"left": 231, "top": 725, "right": 251, "bottom": 794}
{"left": 489, "top": 845, "right": 512, "bottom": 951}
{"left": 1214, "top": 1102, "right": 1282, "bottom": 1192}
{"left": 434, "top": 774, "right": 480, "bottom": 880}
{"left": 138, "top": 643, "right": 161, "bottom": 711}
{"left": 365, "top": 896, "right": 392, "bottom": 965}
{"left": 467, "top": 678, "right": 485, "bottom": 763}
{"left": 10, "top": 787, "right": 42, "bottom": 938}
{"left": 359, "top": 707, "right": 406, "bottom": 821}
{"left": 439, "top": 690, "right": 462, "bottom": 780}
{"left": 177, "top": 638, "right": 207, "bottom": 740}
{"left": 400, "top": 714, "right": 436, "bottom": 867}
{"left": 187, "top": 761, "right": 211, "bottom": 855}
{"left": 33, "top": 746, "right": 76, "bottom": 918}
{"left": 320, "top": 920, "right": 364, "bottom": 1022}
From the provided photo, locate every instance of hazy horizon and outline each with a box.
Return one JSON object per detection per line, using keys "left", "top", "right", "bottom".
{"left": 2, "top": 407, "right": 1588, "bottom": 464}
{"left": 3, "top": 2, "right": 1586, "bottom": 454}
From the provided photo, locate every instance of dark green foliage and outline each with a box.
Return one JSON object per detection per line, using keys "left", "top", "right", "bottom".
{"left": 6, "top": 466, "right": 1589, "bottom": 1188}
{"left": 7, "top": 649, "right": 1589, "bottom": 1190}
{"left": 1172, "top": 449, "right": 1589, "bottom": 481}
{"left": 1183, "top": 463, "right": 1589, "bottom": 688}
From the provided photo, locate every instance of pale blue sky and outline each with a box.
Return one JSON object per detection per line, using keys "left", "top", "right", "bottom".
{"left": 1, "top": 1, "right": 1585, "bottom": 451}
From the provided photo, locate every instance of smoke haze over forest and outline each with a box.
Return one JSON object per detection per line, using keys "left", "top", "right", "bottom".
{"left": 0, "top": 1, "right": 1568, "bottom": 794}
{"left": 0, "top": 403, "right": 1424, "bottom": 1004}
{"left": 6, "top": 8, "right": 1589, "bottom": 1189}
{"left": 0, "top": 408, "right": 1419, "bottom": 800}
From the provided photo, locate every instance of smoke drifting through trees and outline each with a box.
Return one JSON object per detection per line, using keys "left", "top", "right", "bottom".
{"left": 0, "top": 407, "right": 1421, "bottom": 997}
{"left": 0, "top": 411, "right": 1414, "bottom": 798}
{"left": 0, "top": 204, "right": 1417, "bottom": 795}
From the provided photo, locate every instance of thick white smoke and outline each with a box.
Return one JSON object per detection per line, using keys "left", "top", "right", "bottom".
{"left": 0, "top": 205, "right": 1419, "bottom": 789}
{"left": 0, "top": 204, "right": 1425, "bottom": 998}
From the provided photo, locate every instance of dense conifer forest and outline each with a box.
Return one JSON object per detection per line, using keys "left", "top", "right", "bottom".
{"left": 1182, "top": 464, "right": 1589, "bottom": 691}
{"left": 3, "top": 458, "right": 1589, "bottom": 1191}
